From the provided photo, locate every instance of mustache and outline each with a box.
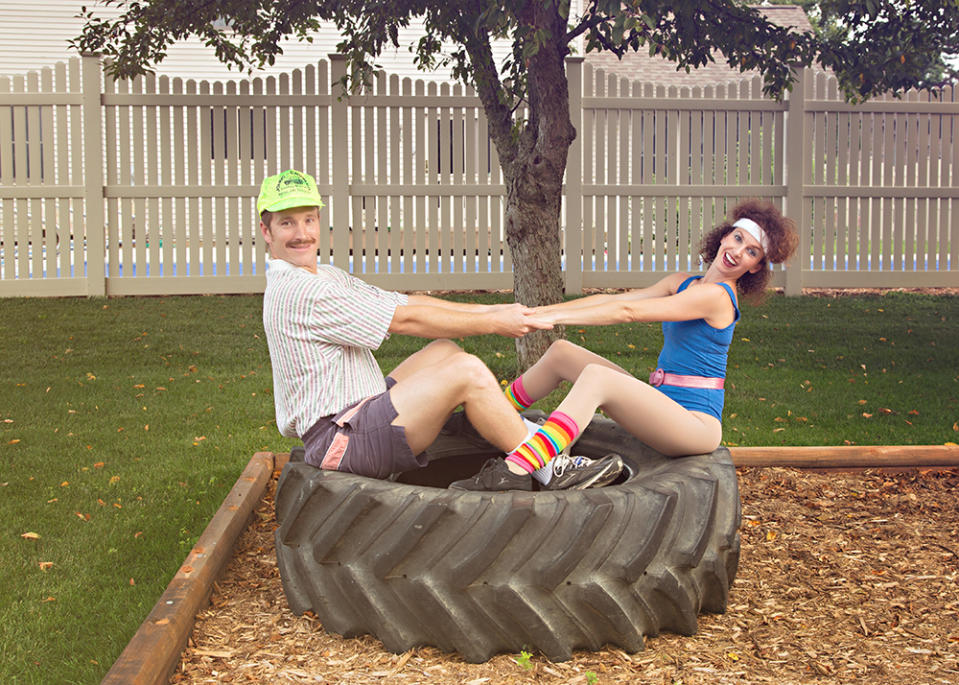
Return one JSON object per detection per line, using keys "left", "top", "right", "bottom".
{"left": 285, "top": 239, "right": 316, "bottom": 248}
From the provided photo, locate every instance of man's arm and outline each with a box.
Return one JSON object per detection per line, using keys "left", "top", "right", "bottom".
{"left": 389, "top": 300, "right": 552, "bottom": 339}
{"left": 405, "top": 294, "right": 517, "bottom": 313}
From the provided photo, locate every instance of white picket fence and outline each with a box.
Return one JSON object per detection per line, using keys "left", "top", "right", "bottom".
{"left": 1, "top": 54, "right": 956, "bottom": 297}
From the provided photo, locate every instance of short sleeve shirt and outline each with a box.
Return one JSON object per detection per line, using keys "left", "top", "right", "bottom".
{"left": 262, "top": 258, "right": 408, "bottom": 438}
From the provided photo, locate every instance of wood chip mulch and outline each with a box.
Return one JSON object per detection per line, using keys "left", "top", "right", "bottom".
{"left": 172, "top": 467, "right": 959, "bottom": 684}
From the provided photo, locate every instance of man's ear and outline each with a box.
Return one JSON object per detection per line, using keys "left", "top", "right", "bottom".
{"left": 260, "top": 221, "right": 272, "bottom": 245}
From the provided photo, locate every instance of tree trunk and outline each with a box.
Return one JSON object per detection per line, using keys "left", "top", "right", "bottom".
{"left": 460, "top": 2, "right": 576, "bottom": 370}
{"left": 502, "top": 3, "right": 577, "bottom": 370}
{"left": 504, "top": 166, "right": 566, "bottom": 369}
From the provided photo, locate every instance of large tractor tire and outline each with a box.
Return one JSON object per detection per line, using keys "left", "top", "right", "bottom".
{"left": 274, "top": 412, "right": 740, "bottom": 663}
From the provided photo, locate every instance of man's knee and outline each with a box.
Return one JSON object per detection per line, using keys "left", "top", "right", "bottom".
{"left": 426, "top": 338, "right": 462, "bottom": 351}
{"left": 446, "top": 352, "right": 500, "bottom": 391}
{"left": 422, "top": 338, "right": 463, "bottom": 356}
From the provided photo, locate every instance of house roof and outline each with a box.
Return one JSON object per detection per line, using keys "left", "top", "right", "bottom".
{"left": 583, "top": 5, "right": 816, "bottom": 90}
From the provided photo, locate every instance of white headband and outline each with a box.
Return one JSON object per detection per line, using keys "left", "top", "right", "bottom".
{"left": 733, "top": 217, "right": 769, "bottom": 254}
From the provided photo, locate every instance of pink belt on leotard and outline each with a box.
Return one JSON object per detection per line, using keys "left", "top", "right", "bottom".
{"left": 649, "top": 368, "right": 725, "bottom": 390}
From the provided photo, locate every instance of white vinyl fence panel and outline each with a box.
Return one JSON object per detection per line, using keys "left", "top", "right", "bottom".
{"left": 0, "top": 55, "right": 956, "bottom": 297}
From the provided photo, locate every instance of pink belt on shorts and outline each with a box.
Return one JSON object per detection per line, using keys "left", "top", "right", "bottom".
{"left": 649, "top": 368, "right": 725, "bottom": 390}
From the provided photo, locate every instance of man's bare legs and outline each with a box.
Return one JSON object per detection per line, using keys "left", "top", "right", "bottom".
{"left": 387, "top": 339, "right": 528, "bottom": 456}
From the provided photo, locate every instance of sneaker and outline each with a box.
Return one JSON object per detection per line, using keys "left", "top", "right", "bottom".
{"left": 449, "top": 458, "right": 533, "bottom": 491}
{"left": 542, "top": 453, "right": 624, "bottom": 490}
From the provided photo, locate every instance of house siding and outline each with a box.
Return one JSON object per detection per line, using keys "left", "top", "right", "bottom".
{"left": 2, "top": 2, "right": 819, "bottom": 90}
{"left": 0, "top": 0, "right": 489, "bottom": 81}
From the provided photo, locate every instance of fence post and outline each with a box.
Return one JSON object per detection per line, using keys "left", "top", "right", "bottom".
{"left": 329, "top": 54, "right": 351, "bottom": 272}
{"left": 565, "top": 56, "right": 585, "bottom": 296}
{"left": 81, "top": 53, "right": 106, "bottom": 296}
{"left": 783, "top": 67, "right": 806, "bottom": 296}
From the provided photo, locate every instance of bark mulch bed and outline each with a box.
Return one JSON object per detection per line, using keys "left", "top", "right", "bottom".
{"left": 172, "top": 467, "right": 959, "bottom": 684}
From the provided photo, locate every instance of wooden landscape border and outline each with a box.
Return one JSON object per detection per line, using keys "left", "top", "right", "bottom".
{"left": 100, "top": 445, "right": 959, "bottom": 685}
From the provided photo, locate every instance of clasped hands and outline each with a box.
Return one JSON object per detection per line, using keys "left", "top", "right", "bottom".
{"left": 485, "top": 302, "right": 561, "bottom": 338}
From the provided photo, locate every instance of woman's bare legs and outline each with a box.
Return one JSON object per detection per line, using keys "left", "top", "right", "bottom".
{"left": 517, "top": 339, "right": 633, "bottom": 400}
{"left": 557, "top": 365, "right": 722, "bottom": 456}
{"left": 516, "top": 340, "right": 722, "bottom": 456}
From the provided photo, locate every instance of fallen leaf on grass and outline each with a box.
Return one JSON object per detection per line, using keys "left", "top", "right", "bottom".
{"left": 38, "top": 561, "right": 54, "bottom": 571}
{"left": 21, "top": 532, "right": 40, "bottom": 540}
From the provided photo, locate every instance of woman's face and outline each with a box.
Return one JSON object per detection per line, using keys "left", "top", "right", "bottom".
{"left": 714, "top": 227, "right": 765, "bottom": 277}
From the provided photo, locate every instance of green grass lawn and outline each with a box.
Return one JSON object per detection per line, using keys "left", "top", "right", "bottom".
{"left": 1, "top": 291, "right": 957, "bottom": 684}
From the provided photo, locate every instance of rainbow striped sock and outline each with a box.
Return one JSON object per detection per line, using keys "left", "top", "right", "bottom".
{"left": 504, "top": 376, "right": 533, "bottom": 411}
{"left": 506, "top": 411, "right": 580, "bottom": 473}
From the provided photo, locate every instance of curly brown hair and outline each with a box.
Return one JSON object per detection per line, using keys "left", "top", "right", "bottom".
{"left": 700, "top": 199, "right": 798, "bottom": 298}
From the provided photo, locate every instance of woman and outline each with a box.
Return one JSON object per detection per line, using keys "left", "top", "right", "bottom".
{"left": 452, "top": 199, "right": 798, "bottom": 491}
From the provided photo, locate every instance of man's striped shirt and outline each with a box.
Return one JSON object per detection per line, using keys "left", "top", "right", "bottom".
{"left": 262, "top": 258, "right": 408, "bottom": 439}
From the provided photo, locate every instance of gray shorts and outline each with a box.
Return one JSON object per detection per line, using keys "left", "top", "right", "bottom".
{"left": 301, "top": 377, "right": 426, "bottom": 479}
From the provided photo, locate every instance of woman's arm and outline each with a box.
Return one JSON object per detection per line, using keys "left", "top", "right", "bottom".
{"left": 532, "top": 273, "right": 684, "bottom": 318}
{"left": 534, "top": 276, "right": 731, "bottom": 327}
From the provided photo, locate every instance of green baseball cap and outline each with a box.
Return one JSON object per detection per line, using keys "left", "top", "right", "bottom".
{"left": 256, "top": 169, "right": 326, "bottom": 215}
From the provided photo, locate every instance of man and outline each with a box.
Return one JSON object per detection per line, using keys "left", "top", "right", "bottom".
{"left": 259, "top": 169, "right": 622, "bottom": 489}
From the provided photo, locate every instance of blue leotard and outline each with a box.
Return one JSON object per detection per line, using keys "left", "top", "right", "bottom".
{"left": 653, "top": 276, "right": 739, "bottom": 420}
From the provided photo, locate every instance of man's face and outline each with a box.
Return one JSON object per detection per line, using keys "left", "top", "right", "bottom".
{"left": 260, "top": 206, "right": 321, "bottom": 271}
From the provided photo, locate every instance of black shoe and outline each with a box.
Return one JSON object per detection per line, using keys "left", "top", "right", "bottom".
{"left": 449, "top": 458, "right": 533, "bottom": 491}
{"left": 541, "top": 453, "right": 624, "bottom": 490}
